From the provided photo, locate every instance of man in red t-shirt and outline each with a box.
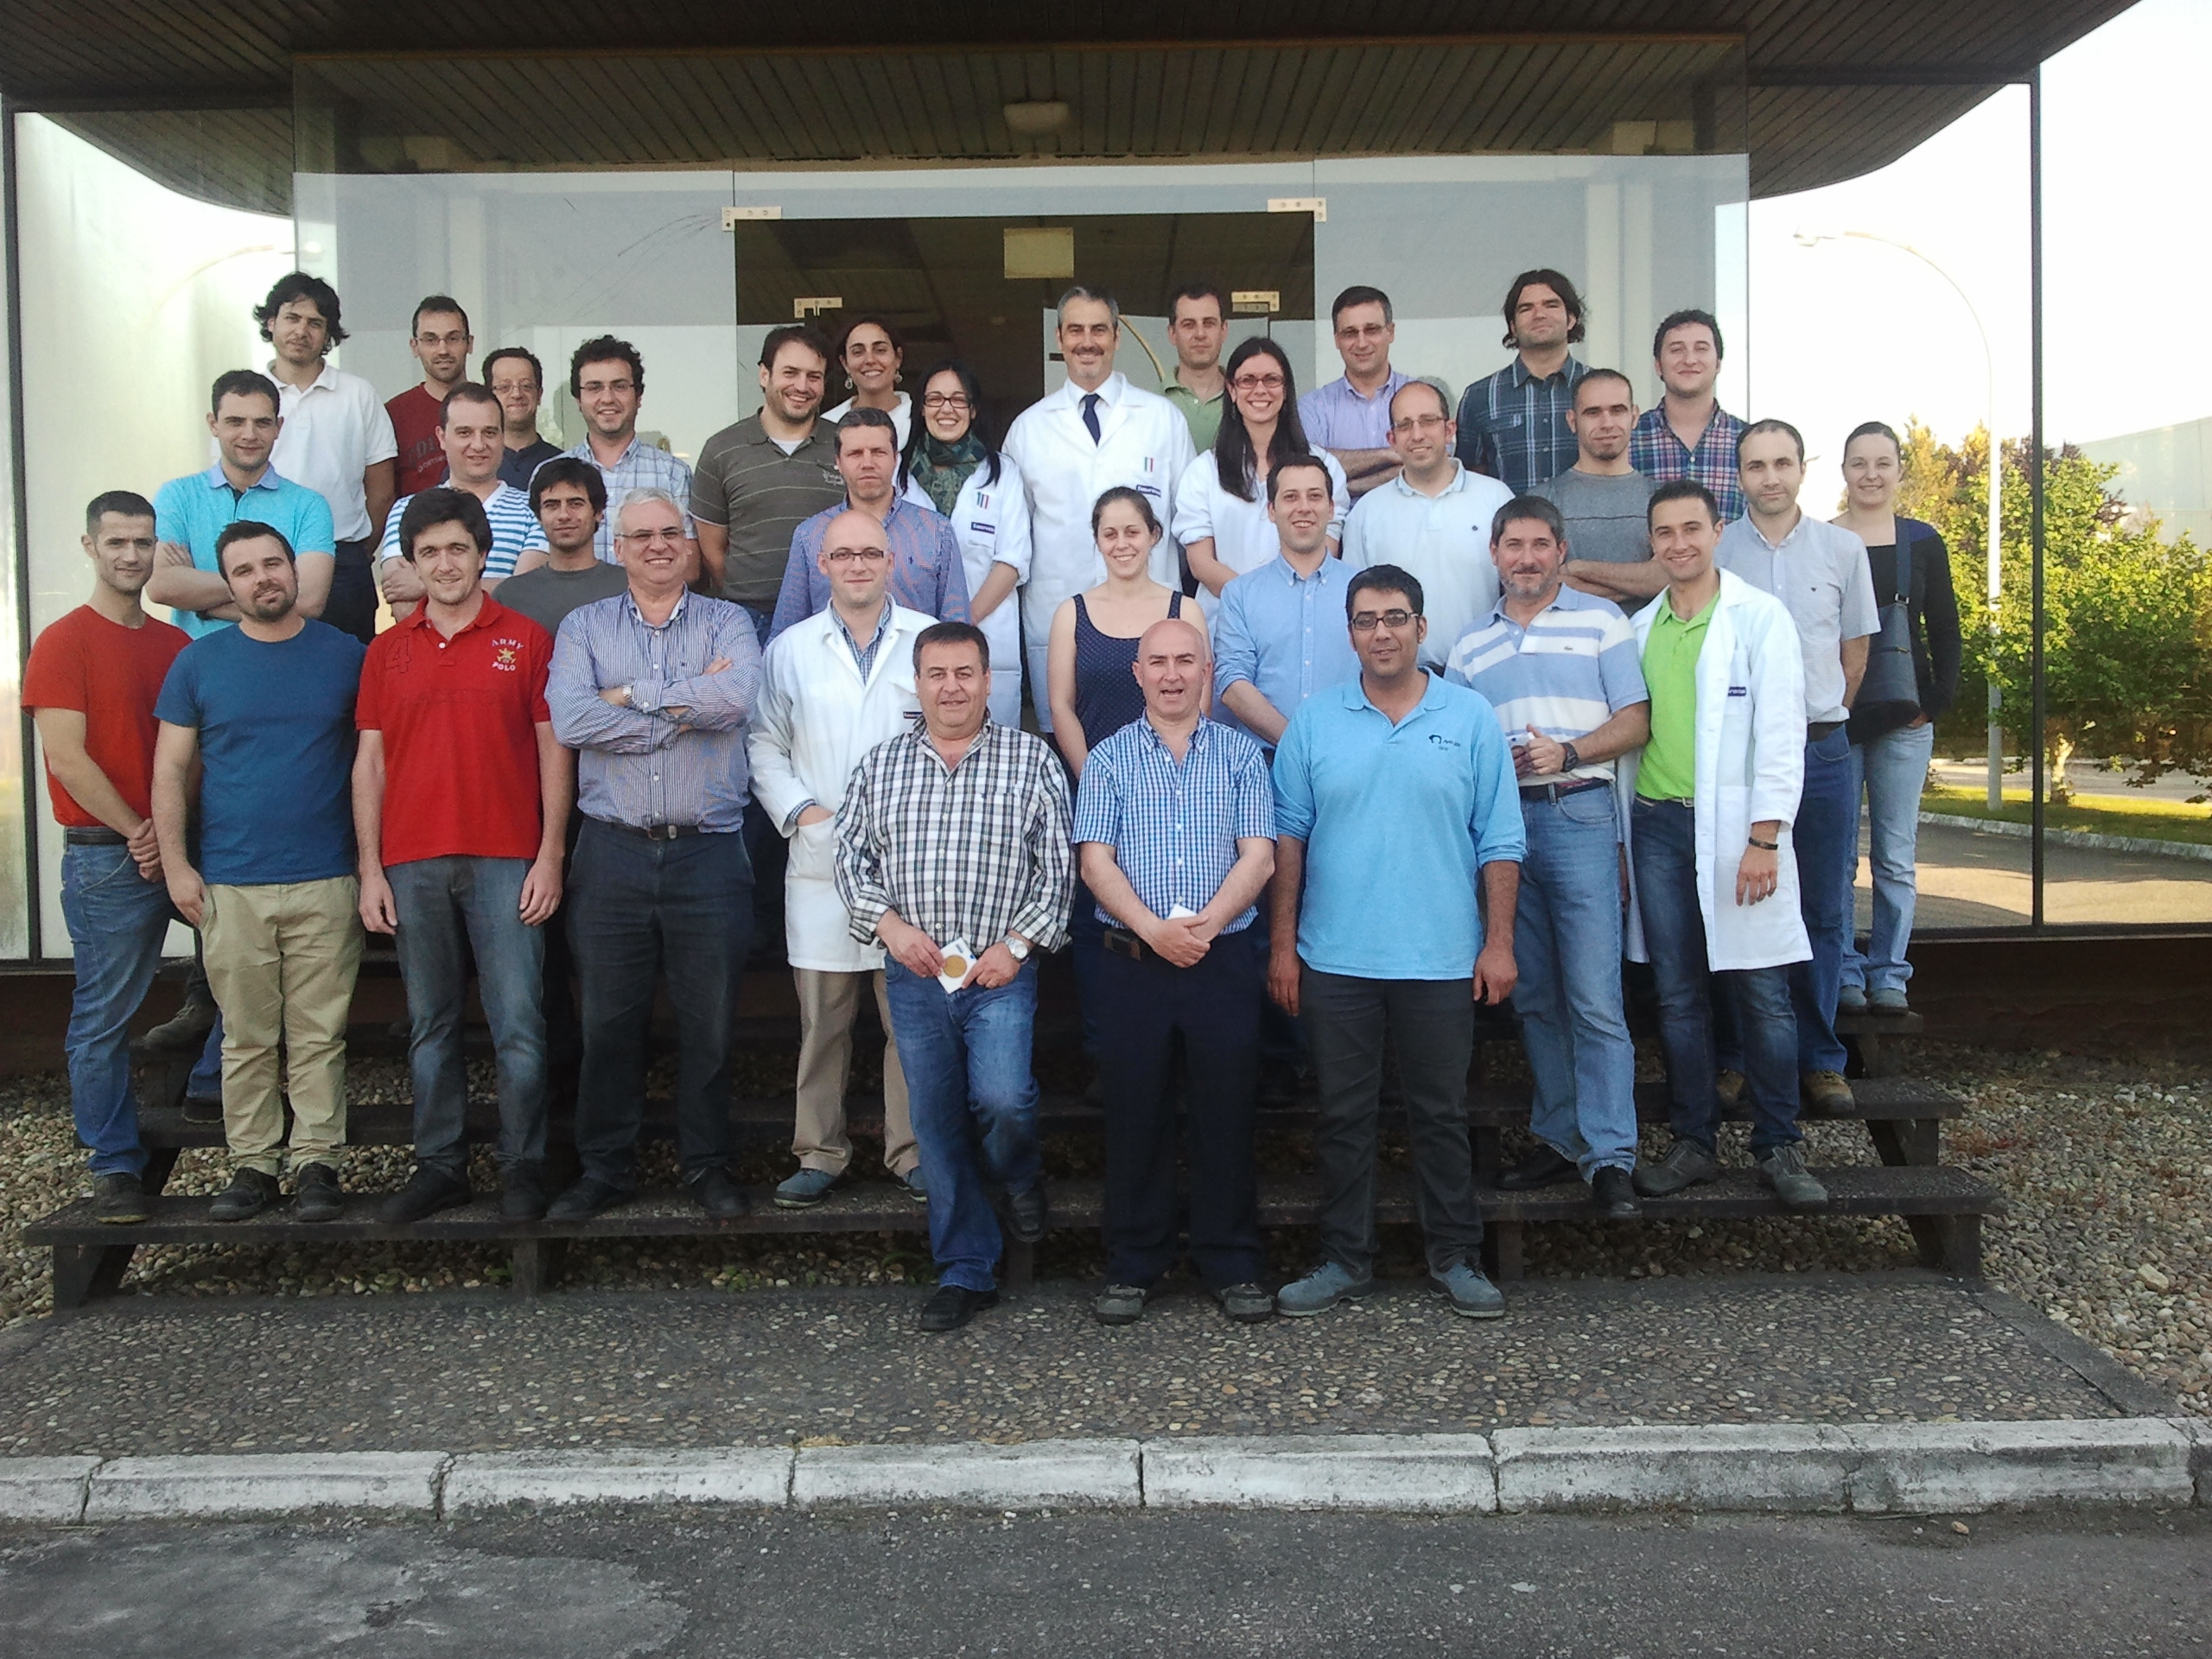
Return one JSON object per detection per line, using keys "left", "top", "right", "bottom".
{"left": 387, "top": 296, "right": 474, "bottom": 497}
{"left": 23, "top": 491, "right": 192, "bottom": 1221}
{"left": 353, "top": 486, "right": 573, "bottom": 1223}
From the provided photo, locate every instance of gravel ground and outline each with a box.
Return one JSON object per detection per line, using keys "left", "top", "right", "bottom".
{"left": 0, "top": 1039, "right": 2202, "bottom": 1416}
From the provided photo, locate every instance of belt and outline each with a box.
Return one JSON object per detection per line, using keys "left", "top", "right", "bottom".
{"left": 595, "top": 818, "right": 711, "bottom": 842}
{"left": 63, "top": 826, "right": 129, "bottom": 846}
{"left": 1808, "top": 720, "right": 1845, "bottom": 741}
{"left": 1519, "top": 777, "right": 1609, "bottom": 804}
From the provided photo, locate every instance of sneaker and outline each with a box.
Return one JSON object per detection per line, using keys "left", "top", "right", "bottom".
{"left": 292, "top": 1162, "right": 343, "bottom": 1223}
{"left": 899, "top": 1167, "right": 930, "bottom": 1205}
{"left": 208, "top": 1166, "right": 280, "bottom": 1222}
{"left": 1590, "top": 1166, "right": 1641, "bottom": 1218}
{"left": 1431, "top": 1261, "right": 1507, "bottom": 1319}
{"left": 546, "top": 1176, "right": 628, "bottom": 1222}
{"left": 1801, "top": 1070, "right": 1855, "bottom": 1116}
{"left": 499, "top": 1165, "right": 550, "bottom": 1222}
{"left": 376, "top": 1165, "right": 472, "bottom": 1225}
{"left": 1274, "top": 1262, "right": 1375, "bottom": 1318}
{"left": 1093, "top": 1283, "right": 1147, "bottom": 1325}
{"left": 688, "top": 1166, "right": 749, "bottom": 1220}
{"left": 1714, "top": 1069, "right": 1746, "bottom": 1109}
{"left": 1213, "top": 1281, "right": 1275, "bottom": 1323}
{"left": 773, "top": 1167, "right": 843, "bottom": 1209}
{"left": 131, "top": 995, "right": 216, "bottom": 1061}
{"left": 1005, "top": 1180, "right": 1048, "bottom": 1244}
{"left": 1837, "top": 983, "right": 1869, "bottom": 1014}
{"left": 919, "top": 1283, "right": 998, "bottom": 1332}
{"left": 1632, "top": 1135, "right": 1720, "bottom": 1198}
{"left": 1754, "top": 1142, "right": 1831, "bottom": 1213}
{"left": 1869, "top": 986, "right": 1910, "bottom": 1014}
{"left": 91, "top": 1171, "right": 151, "bottom": 1224}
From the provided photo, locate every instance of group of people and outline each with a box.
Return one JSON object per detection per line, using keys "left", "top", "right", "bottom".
{"left": 31, "top": 263, "right": 1961, "bottom": 1332}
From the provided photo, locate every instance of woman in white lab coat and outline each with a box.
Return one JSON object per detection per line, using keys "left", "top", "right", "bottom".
{"left": 823, "top": 314, "right": 913, "bottom": 448}
{"left": 1173, "top": 335, "right": 1348, "bottom": 624}
{"left": 899, "top": 359, "right": 1031, "bottom": 727}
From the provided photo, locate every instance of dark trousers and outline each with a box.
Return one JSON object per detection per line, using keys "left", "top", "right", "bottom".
{"left": 567, "top": 818, "right": 752, "bottom": 1186}
{"left": 541, "top": 815, "right": 586, "bottom": 1109}
{"left": 1302, "top": 967, "right": 1483, "bottom": 1277}
{"left": 738, "top": 603, "right": 788, "bottom": 965}
{"left": 1096, "top": 929, "right": 1266, "bottom": 1289}
{"left": 324, "top": 539, "right": 378, "bottom": 646}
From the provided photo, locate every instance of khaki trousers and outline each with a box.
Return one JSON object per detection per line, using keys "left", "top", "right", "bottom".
{"left": 793, "top": 968, "right": 915, "bottom": 1177}
{"left": 200, "top": 877, "right": 365, "bottom": 1176}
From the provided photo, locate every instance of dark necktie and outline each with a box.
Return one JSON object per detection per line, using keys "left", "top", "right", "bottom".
{"left": 1081, "top": 391, "right": 1102, "bottom": 445}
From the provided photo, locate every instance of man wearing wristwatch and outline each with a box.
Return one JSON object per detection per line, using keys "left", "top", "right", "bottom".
{"left": 1620, "top": 480, "right": 1826, "bottom": 1212}
{"left": 1446, "top": 495, "right": 1649, "bottom": 1218}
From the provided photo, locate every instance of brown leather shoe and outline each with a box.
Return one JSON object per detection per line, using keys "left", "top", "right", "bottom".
{"left": 1801, "top": 1069, "right": 1855, "bottom": 1116}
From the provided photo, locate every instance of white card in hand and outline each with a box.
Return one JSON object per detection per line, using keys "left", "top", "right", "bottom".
{"left": 937, "top": 937, "right": 976, "bottom": 993}
{"left": 1166, "top": 905, "right": 1198, "bottom": 919}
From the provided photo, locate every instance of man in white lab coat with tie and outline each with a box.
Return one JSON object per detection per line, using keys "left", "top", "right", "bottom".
{"left": 1003, "top": 286, "right": 1197, "bottom": 729}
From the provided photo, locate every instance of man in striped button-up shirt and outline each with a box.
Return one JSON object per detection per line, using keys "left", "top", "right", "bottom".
{"left": 835, "top": 620, "right": 1072, "bottom": 1332}
{"left": 545, "top": 486, "right": 763, "bottom": 1226}
{"left": 1454, "top": 269, "right": 1592, "bottom": 493}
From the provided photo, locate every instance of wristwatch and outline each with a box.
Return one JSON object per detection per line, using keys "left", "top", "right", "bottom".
{"left": 1004, "top": 936, "right": 1032, "bottom": 963}
{"left": 1560, "top": 741, "right": 1582, "bottom": 772}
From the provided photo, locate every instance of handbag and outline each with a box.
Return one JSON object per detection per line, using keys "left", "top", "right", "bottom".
{"left": 1849, "top": 528, "right": 1920, "bottom": 743}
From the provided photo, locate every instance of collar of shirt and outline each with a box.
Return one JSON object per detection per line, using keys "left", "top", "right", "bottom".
{"left": 1654, "top": 591, "right": 1719, "bottom": 634}
{"left": 622, "top": 586, "right": 684, "bottom": 628}
{"left": 266, "top": 359, "right": 342, "bottom": 398}
{"left": 1132, "top": 713, "right": 1214, "bottom": 761}
{"left": 1339, "top": 671, "right": 1448, "bottom": 722}
{"left": 1743, "top": 510, "right": 1810, "bottom": 554}
{"left": 576, "top": 434, "right": 647, "bottom": 469}
{"left": 1057, "top": 372, "right": 1127, "bottom": 412}
{"left": 1331, "top": 367, "right": 1409, "bottom": 406}
{"left": 833, "top": 601, "right": 892, "bottom": 658}
{"left": 1385, "top": 459, "right": 1471, "bottom": 500}
{"left": 201, "top": 462, "right": 282, "bottom": 493}
{"left": 1268, "top": 553, "right": 1343, "bottom": 588}
{"left": 398, "top": 592, "right": 516, "bottom": 641}
{"left": 1166, "top": 379, "right": 1224, "bottom": 409}
{"left": 1508, "top": 355, "right": 1580, "bottom": 389}
{"left": 742, "top": 413, "right": 830, "bottom": 454}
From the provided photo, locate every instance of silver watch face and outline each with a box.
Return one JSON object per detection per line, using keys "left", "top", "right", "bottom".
{"left": 1007, "top": 938, "right": 1030, "bottom": 960}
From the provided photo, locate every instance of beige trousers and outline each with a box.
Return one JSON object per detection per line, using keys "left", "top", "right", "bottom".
{"left": 793, "top": 968, "right": 915, "bottom": 1176}
{"left": 200, "top": 877, "right": 365, "bottom": 1176}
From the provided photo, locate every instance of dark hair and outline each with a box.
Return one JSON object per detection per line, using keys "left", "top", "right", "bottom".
{"left": 1215, "top": 337, "right": 1316, "bottom": 503}
{"left": 399, "top": 487, "right": 493, "bottom": 562}
{"left": 528, "top": 455, "right": 607, "bottom": 517}
{"left": 85, "top": 490, "right": 156, "bottom": 535}
{"left": 410, "top": 295, "right": 470, "bottom": 338}
{"left": 1090, "top": 485, "right": 1163, "bottom": 540}
{"left": 1168, "top": 282, "right": 1230, "bottom": 324}
{"left": 210, "top": 369, "right": 280, "bottom": 417}
{"left": 1491, "top": 494, "right": 1567, "bottom": 545}
{"left": 1346, "top": 563, "right": 1424, "bottom": 619}
{"left": 760, "top": 324, "right": 833, "bottom": 372}
{"left": 214, "top": 519, "right": 293, "bottom": 568}
{"left": 1647, "top": 479, "right": 1720, "bottom": 526}
{"left": 836, "top": 313, "right": 906, "bottom": 362}
{"left": 900, "top": 359, "right": 1003, "bottom": 492}
{"left": 480, "top": 346, "right": 543, "bottom": 390}
{"left": 1737, "top": 417, "right": 1805, "bottom": 464}
{"left": 912, "top": 620, "right": 990, "bottom": 671}
{"left": 1652, "top": 308, "right": 1724, "bottom": 363}
{"left": 569, "top": 334, "right": 645, "bottom": 400}
{"left": 1503, "top": 269, "right": 1586, "bottom": 348}
{"left": 1265, "top": 454, "right": 1332, "bottom": 505}
{"left": 1572, "top": 368, "right": 1636, "bottom": 408}
{"left": 1329, "top": 285, "right": 1394, "bottom": 327}
{"left": 834, "top": 405, "right": 900, "bottom": 455}
{"left": 1845, "top": 420, "right": 1904, "bottom": 460}
{"left": 254, "top": 272, "right": 346, "bottom": 349}
{"left": 438, "top": 382, "right": 503, "bottom": 424}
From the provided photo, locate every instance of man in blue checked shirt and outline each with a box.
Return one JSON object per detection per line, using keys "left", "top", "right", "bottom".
{"left": 1075, "top": 617, "right": 1278, "bottom": 1329}
{"left": 1268, "top": 563, "right": 1524, "bottom": 1322}
{"left": 1447, "top": 494, "right": 1651, "bottom": 1220}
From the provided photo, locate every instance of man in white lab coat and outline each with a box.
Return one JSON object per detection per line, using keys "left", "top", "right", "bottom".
{"left": 747, "top": 509, "right": 934, "bottom": 1208}
{"left": 1003, "top": 286, "right": 1196, "bottom": 729}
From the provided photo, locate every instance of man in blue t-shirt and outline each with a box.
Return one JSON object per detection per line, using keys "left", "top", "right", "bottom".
{"left": 151, "top": 520, "right": 366, "bottom": 1224}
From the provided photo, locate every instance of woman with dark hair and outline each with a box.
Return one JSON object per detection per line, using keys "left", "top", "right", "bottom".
{"left": 1173, "top": 336, "right": 1348, "bottom": 620}
{"left": 1831, "top": 420, "right": 1961, "bottom": 1014}
{"left": 899, "top": 360, "right": 1031, "bottom": 725}
{"left": 823, "top": 315, "right": 912, "bottom": 448}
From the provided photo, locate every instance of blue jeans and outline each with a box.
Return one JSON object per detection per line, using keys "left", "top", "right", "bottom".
{"left": 1789, "top": 728, "right": 1854, "bottom": 1072}
{"left": 1512, "top": 788, "right": 1638, "bottom": 1176}
{"left": 1842, "top": 720, "right": 1936, "bottom": 995}
{"left": 567, "top": 819, "right": 753, "bottom": 1187}
{"left": 389, "top": 856, "right": 548, "bottom": 1178}
{"left": 883, "top": 957, "right": 1043, "bottom": 1294}
{"left": 60, "top": 841, "right": 175, "bottom": 1176}
{"left": 1632, "top": 798, "right": 1801, "bottom": 1154}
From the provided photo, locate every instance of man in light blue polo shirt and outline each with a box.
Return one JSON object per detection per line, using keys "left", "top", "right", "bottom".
{"left": 1268, "top": 562, "right": 1523, "bottom": 1321}
{"left": 1212, "top": 456, "right": 1359, "bottom": 744}
{"left": 1447, "top": 494, "right": 1650, "bottom": 1219}
{"left": 148, "top": 371, "right": 337, "bottom": 639}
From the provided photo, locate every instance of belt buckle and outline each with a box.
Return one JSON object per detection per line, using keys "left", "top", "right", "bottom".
{"left": 647, "top": 822, "right": 678, "bottom": 842}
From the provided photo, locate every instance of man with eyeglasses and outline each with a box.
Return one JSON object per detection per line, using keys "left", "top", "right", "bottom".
{"left": 562, "top": 336, "right": 696, "bottom": 563}
{"left": 1340, "top": 378, "right": 1513, "bottom": 671}
{"left": 389, "top": 297, "right": 474, "bottom": 497}
{"left": 482, "top": 346, "right": 565, "bottom": 493}
{"left": 749, "top": 510, "right": 934, "bottom": 1211}
{"left": 1268, "top": 563, "right": 1523, "bottom": 1321}
{"left": 544, "top": 486, "right": 764, "bottom": 1223}
{"left": 766, "top": 407, "right": 969, "bottom": 641}
{"left": 1298, "top": 285, "right": 1413, "bottom": 499}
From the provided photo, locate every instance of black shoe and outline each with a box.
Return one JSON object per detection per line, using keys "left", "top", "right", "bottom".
{"left": 500, "top": 1166, "right": 549, "bottom": 1221}
{"left": 687, "top": 1166, "right": 749, "bottom": 1220}
{"left": 1495, "top": 1145, "right": 1580, "bottom": 1191}
{"left": 920, "top": 1284, "right": 999, "bottom": 1332}
{"left": 1005, "top": 1181, "right": 1048, "bottom": 1243}
{"left": 181, "top": 1094, "right": 223, "bottom": 1125}
{"left": 131, "top": 995, "right": 217, "bottom": 1061}
{"left": 208, "top": 1166, "right": 281, "bottom": 1222}
{"left": 1591, "top": 1166, "right": 1642, "bottom": 1218}
{"left": 292, "top": 1162, "right": 344, "bottom": 1223}
{"left": 92, "top": 1171, "right": 151, "bottom": 1224}
{"left": 377, "top": 1165, "right": 472, "bottom": 1225}
{"left": 1632, "top": 1135, "right": 1721, "bottom": 1198}
{"left": 546, "top": 1176, "right": 628, "bottom": 1222}
{"left": 1212, "top": 1281, "right": 1275, "bottom": 1323}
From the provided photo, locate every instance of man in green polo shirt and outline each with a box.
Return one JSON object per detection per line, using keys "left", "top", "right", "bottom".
{"left": 1161, "top": 283, "right": 1230, "bottom": 452}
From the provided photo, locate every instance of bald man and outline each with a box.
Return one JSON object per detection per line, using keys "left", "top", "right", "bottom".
{"left": 1071, "top": 617, "right": 1279, "bottom": 1325}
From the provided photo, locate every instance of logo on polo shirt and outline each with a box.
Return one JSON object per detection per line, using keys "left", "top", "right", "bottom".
{"left": 492, "top": 638, "right": 525, "bottom": 671}
{"left": 1427, "top": 733, "right": 1464, "bottom": 752}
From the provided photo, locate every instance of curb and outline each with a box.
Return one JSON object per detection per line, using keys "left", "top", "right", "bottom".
{"left": 1919, "top": 810, "right": 2212, "bottom": 863}
{"left": 3, "top": 1420, "right": 2203, "bottom": 1524}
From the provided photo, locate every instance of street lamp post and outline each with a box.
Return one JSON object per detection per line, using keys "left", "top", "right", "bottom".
{"left": 1794, "top": 230, "right": 2005, "bottom": 809}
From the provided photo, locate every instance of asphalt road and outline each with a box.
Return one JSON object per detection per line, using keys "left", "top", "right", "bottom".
{"left": 1872, "top": 821, "right": 2212, "bottom": 928}
{"left": 3, "top": 1506, "right": 2206, "bottom": 1657}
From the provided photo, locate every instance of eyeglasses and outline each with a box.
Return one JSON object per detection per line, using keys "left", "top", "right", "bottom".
{"left": 617, "top": 528, "right": 685, "bottom": 546}
{"left": 579, "top": 378, "right": 637, "bottom": 397}
{"left": 414, "top": 330, "right": 470, "bottom": 347}
{"left": 824, "top": 547, "right": 890, "bottom": 564}
{"left": 1230, "top": 373, "right": 1286, "bottom": 392}
{"left": 1390, "top": 413, "right": 1449, "bottom": 435}
{"left": 1335, "top": 323, "right": 1390, "bottom": 341}
{"left": 1349, "top": 608, "right": 1419, "bottom": 632}
{"left": 921, "top": 393, "right": 972, "bottom": 410}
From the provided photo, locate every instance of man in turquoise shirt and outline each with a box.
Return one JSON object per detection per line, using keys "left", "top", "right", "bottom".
{"left": 1268, "top": 561, "right": 1523, "bottom": 1321}
{"left": 148, "top": 371, "right": 337, "bottom": 639}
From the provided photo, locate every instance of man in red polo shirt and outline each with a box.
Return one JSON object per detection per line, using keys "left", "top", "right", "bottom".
{"left": 353, "top": 486, "right": 573, "bottom": 1223}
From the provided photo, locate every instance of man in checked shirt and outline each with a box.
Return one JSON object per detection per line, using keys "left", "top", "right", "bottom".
{"left": 834, "top": 620, "right": 1074, "bottom": 1332}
